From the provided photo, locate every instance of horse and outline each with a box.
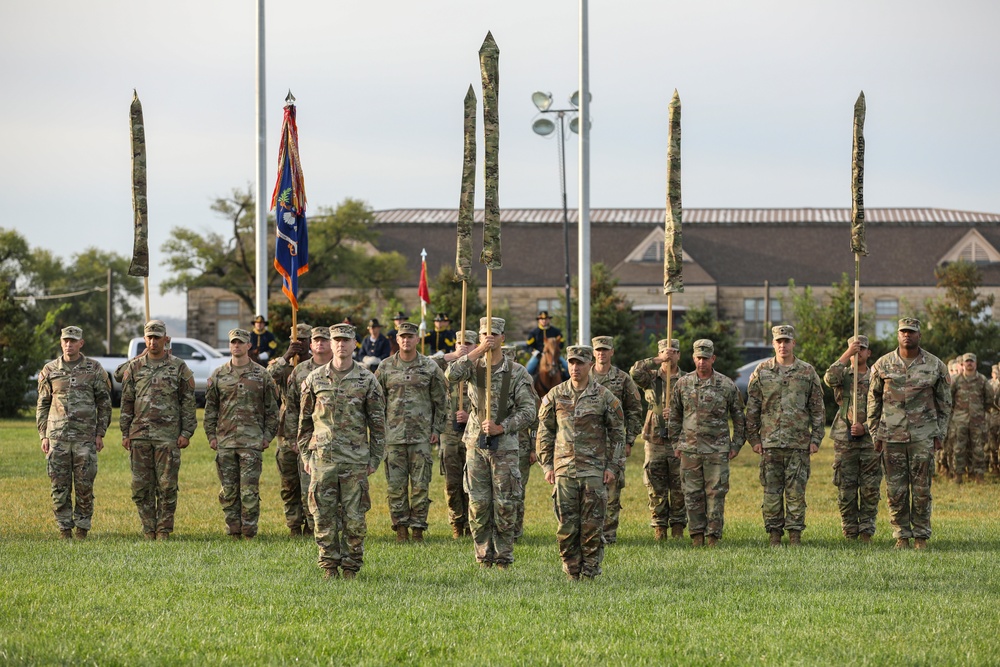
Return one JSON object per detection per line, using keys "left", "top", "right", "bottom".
{"left": 533, "top": 337, "right": 567, "bottom": 399}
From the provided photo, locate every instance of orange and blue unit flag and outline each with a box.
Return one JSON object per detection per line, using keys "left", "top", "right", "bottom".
{"left": 271, "top": 101, "right": 309, "bottom": 308}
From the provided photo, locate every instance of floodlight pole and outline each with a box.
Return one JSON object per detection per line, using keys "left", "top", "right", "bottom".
{"left": 578, "top": 0, "right": 591, "bottom": 345}
{"left": 254, "top": 0, "right": 268, "bottom": 319}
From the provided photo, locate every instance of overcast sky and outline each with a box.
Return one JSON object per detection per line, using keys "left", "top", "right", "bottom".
{"left": 2, "top": 1, "right": 998, "bottom": 319}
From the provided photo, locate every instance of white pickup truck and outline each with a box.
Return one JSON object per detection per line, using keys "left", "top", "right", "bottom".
{"left": 91, "top": 336, "right": 229, "bottom": 406}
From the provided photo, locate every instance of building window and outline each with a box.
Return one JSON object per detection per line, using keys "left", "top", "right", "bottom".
{"left": 217, "top": 319, "right": 240, "bottom": 348}
{"left": 641, "top": 241, "right": 664, "bottom": 262}
{"left": 875, "top": 298, "right": 898, "bottom": 339}
{"left": 218, "top": 300, "right": 239, "bottom": 316}
{"left": 958, "top": 240, "right": 991, "bottom": 264}
{"left": 744, "top": 298, "right": 781, "bottom": 323}
{"left": 536, "top": 298, "right": 562, "bottom": 315}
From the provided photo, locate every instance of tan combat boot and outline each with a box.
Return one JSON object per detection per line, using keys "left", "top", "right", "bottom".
{"left": 914, "top": 538, "right": 928, "bottom": 550}
{"left": 769, "top": 530, "right": 782, "bottom": 547}
{"left": 156, "top": 532, "right": 169, "bottom": 541}
{"left": 143, "top": 532, "right": 156, "bottom": 541}
{"left": 974, "top": 473, "right": 985, "bottom": 484}
{"left": 452, "top": 525, "right": 463, "bottom": 540}
{"left": 75, "top": 528, "right": 88, "bottom": 540}
{"left": 322, "top": 567, "right": 339, "bottom": 580}
{"left": 495, "top": 562, "right": 509, "bottom": 571}
{"left": 412, "top": 528, "right": 424, "bottom": 543}
{"left": 859, "top": 533, "right": 872, "bottom": 544}
{"left": 671, "top": 524, "right": 684, "bottom": 539}
{"left": 691, "top": 533, "right": 704, "bottom": 547}
{"left": 706, "top": 535, "right": 719, "bottom": 547}
{"left": 342, "top": 570, "right": 357, "bottom": 580}
{"left": 654, "top": 526, "right": 667, "bottom": 541}
{"left": 894, "top": 538, "right": 911, "bottom": 549}
{"left": 954, "top": 473, "right": 964, "bottom": 485}
{"left": 289, "top": 526, "right": 302, "bottom": 537}
{"left": 303, "top": 525, "right": 314, "bottom": 536}
{"left": 59, "top": 529, "right": 73, "bottom": 540}
{"left": 788, "top": 530, "right": 802, "bottom": 547}
{"left": 395, "top": 525, "right": 409, "bottom": 542}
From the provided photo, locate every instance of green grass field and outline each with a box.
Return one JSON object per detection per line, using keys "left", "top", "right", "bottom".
{"left": 2, "top": 411, "right": 999, "bottom": 665}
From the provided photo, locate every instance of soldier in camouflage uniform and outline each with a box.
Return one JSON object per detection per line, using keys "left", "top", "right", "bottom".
{"left": 938, "top": 358, "right": 962, "bottom": 478}
{"left": 947, "top": 353, "right": 992, "bottom": 484}
{"left": 446, "top": 317, "right": 537, "bottom": 569}
{"left": 267, "top": 323, "right": 319, "bottom": 536}
{"left": 987, "top": 364, "right": 1000, "bottom": 476}
{"left": 120, "top": 320, "right": 197, "bottom": 539}
{"left": 503, "top": 344, "right": 539, "bottom": 542}
{"left": 823, "top": 335, "right": 882, "bottom": 542}
{"left": 745, "top": 325, "right": 825, "bottom": 547}
{"left": 204, "top": 328, "right": 280, "bottom": 539}
{"left": 299, "top": 323, "right": 386, "bottom": 579}
{"left": 591, "top": 336, "right": 643, "bottom": 544}
{"left": 538, "top": 346, "right": 625, "bottom": 580}
{"left": 36, "top": 326, "right": 112, "bottom": 539}
{"left": 431, "top": 329, "right": 479, "bottom": 539}
{"left": 666, "top": 339, "right": 745, "bottom": 547}
{"left": 868, "top": 318, "right": 952, "bottom": 550}
{"left": 375, "top": 321, "right": 448, "bottom": 542}
{"left": 630, "top": 338, "right": 687, "bottom": 540}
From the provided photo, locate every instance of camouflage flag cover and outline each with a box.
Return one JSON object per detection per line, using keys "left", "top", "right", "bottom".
{"left": 128, "top": 90, "right": 149, "bottom": 277}
{"left": 479, "top": 32, "right": 501, "bottom": 269}
{"left": 456, "top": 85, "right": 476, "bottom": 281}
{"left": 663, "top": 89, "right": 683, "bottom": 294}
{"left": 851, "top": 91, "right": 868, "bottom": 256}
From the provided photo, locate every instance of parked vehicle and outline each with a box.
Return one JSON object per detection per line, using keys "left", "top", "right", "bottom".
{"left": 735, "top": 357, "right": 770, "bottom": 402}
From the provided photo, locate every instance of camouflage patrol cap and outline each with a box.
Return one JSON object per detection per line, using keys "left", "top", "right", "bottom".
{"left": 294, "top": 323, "right": 312, "bottom": 339}
{"left": 396, "top": 322, "right": 419, "bottom": 336}
{"left": 144, "top": 320, "right": 167, "bottom": 337}
{"left": 657, "top": 338, "right": 680, "bottom": 353}
{"left": 848, "top": 334, "right": 870, "bottom": 348}
{"left": 772, "top": 324, "right": 795, "bottom": 340}
{"left": 592, "top": 336, "right": 614, "bottom": 350}
{"left": 963, "top": 352, "right": 977, "bottom": 363}
{"left": 567, "top": 345, "right": 594, "bottom": 363}
{"left": 456, "top": 330, "right": 479, "bottom": 345}
{"left": 228, "top": 328, "right": 250, "bottom": 343}
{"left": 330, "top": 323, "right": 356, "bottom": 340}
{"left": 479, "top": 317, "right": 505, "bottom": 335}
{"left": 60, "top": 326, "right": 83, "bottom": 340}
{"left": 692, "top": 339, "right": 715, "bottom": 358}
{"left": 311, "top": 326, "right": 331, "bottom": 340}
{"left": 898, "top": 317, "right": 920, "bottom": 332}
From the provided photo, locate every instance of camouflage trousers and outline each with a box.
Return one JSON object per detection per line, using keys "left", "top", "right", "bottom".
{"left": 936, "top": 435, "right": 953, "bottom": 478}
{"left": 643, "top": 442, "right": 685, "bottom": 528}
{"left": 46, "top": 439, "right": 98, "bottom": 531}
{"left": 552, "top": 475, "right": 607, "bottom": 578}
{"left": 514, "top": 430, "right": 533, "bottom": 540}
{"left": 215, "top": 448, "right": 263, "bottom": 538}
{"left": 440, "top": 430, "right": 469, "bottom": 532}
{"left": 832, "top": 443, "right": 882, "bottom": 538}
{"left": 884, "top": 440, "right": 933, "bottom": 540}
{"left": 384, "top": 442, "right": 433, "bottom": 530}
{"left": 988, "top": 414, "right": 1000, "bottom": 474}
{"left": 759, "top": 448, "right": 811, "bottom": 534}
{"left": 603, "top": 451, "right": 627, "bottom": 543}
{"left": 275, "top": 440, "right": 313, "bottom": 530}
{"left": 129, "top": 439, "right": 181, "bottom": 536}
{"left": 948, "top": 420, "right": 986, "bottom": 476}
{"left": 309, "top": 460, "right": 371, "bottom": 573}
{"left": 680, "top": 452, "right": 730, "bottom": 539}
{"left": 465, "top": 445, "right": 522, "bottom": 565}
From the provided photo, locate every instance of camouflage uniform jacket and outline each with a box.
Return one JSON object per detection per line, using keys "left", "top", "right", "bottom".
{"left": 298, "top": 361, "right": 386, "bottom": 469}
{"left": 375, "top": 352, "right": 448, "bottom": 444}
{"left": 867, "top": 349, "right": 952, "bottom": 444}
{"left": 268, "top": 357, "right": 321, "bottom": 442}
{"left": 119, "top": 354, "right": 197, "bottom": 442}
{"left": 203, "top": 360, "right": 280, "bottom": 450}
{"left": 823, "top": 361, "right": 873, "bottom": 446}
{"left": 629, "top": 358, "right": 684, "bottom": 446}
{"left": 950, "top": 372, "right": 992, "bottom": 425}
{"left": 745, "top": 357, "right": 825, "bottom": 450}
{"left": 537, "top": 377, "right": 625, "bottom": 478}
{"left": 666, "top": 371, "right": 746, "bottom": 455}
{"left": 36, "top": 355, "right": 112, "bottom": 441}
{"left": 591, "top": 365, "right": 643, "bottom": 447}
{"left": 445, "top": 354, "right": 537, "bottom": 453}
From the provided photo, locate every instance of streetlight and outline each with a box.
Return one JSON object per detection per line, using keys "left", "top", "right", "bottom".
{"left": 530, "top": 90, "right": 591, "bottom": 346}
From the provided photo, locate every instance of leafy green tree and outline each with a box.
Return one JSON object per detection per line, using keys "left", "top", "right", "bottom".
{"left": 922, "top": 261, "right": 1000, "bottom": 366}
{"left": 673, "top": 303, "right": 743, "bottom": 378}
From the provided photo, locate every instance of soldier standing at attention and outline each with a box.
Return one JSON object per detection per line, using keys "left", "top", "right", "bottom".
{"left": 630, "top": 339, "right": 687, "bottom": 540}
{"left": 537, "top": 345, "right": 625, "bottom": 581}
{"left": 120, "top": 320, "right": 197, "bottom": 540}
{"left": 267, "top": 323, "right": 313, "bottom": 535}
{"left": 938, "top": 357, "right": 962, "bottom": 478}
{"left": 667, "top": 339, "right": 745, "bottom": 547}
{"left": 525, "top": 310, "right": 565, "bottom": 376}
{"left": 868, "top": 318, "right": 952, "bottom": 550}
{"left": 823, "top": 335, "right": 881, "bottom": 542}
{"left": 204, "top": 328, "right": 280, "bottom": 539}
{"left": 434, "top": 330, "right": 480, "bottom": 538}
{"left": 745, "top": 325, "right": 825, "bottom": 547}
{"left": 503, "top": 344, "right": 540, "bottom": 542}
{"left": 36, "top": 326, "right": 112, "bottom": 539}
{"left": 948, "top": 352, "right": 992, "bottom": 484}
{"left": 590, "top": 336, "right": 643, "bottom": 545}
{"left": 987, "top": 364, "right": 1000, "bottom": 476}
{"left": 375, "top": 321, "right": 448, "bottom": 542}
{"left": 299, "top": 323, "right": 386, "bottom": 580}
{"left": 446, "top": 317, "right": 536, "bottom": 569}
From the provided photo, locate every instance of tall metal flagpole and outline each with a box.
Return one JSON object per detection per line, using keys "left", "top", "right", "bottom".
{"left": 663, "top": 90, "right": 684, "bottom": 406}
{"left": 850, "top": 92, "right": 868, "bottom": 426}
{"left": 480, "top": 32, "right": 501, "bottom": 422}
{"left": 254, "top": 0, "right": 268, "bottom": 319}
{"left": 577, "top": 0, "right": 591, "bottom": 345}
